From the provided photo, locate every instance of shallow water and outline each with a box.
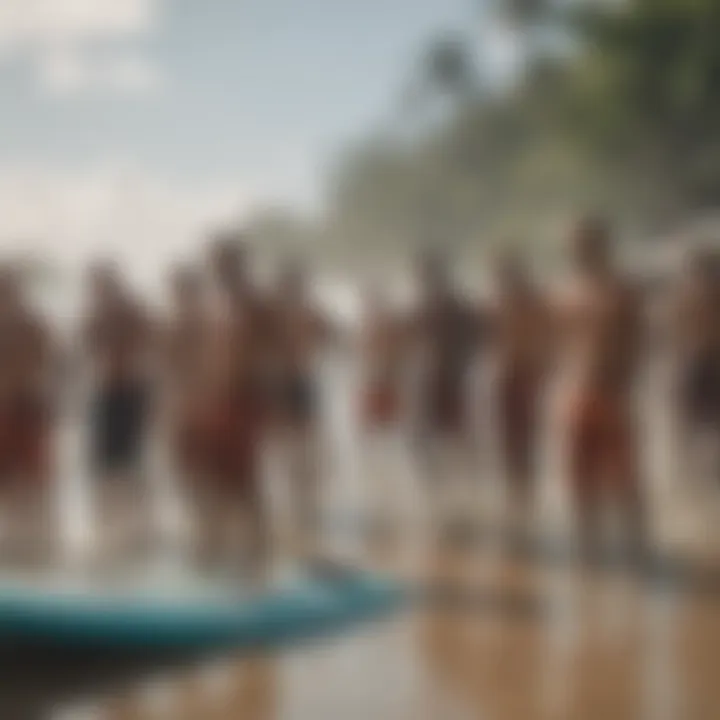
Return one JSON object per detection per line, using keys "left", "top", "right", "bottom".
{"left": 3, "top": 328, "right": 720, "bottom": 719}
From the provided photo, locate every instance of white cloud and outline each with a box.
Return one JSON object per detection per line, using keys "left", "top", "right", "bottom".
{"left": 0, "top": 162, "right": 255, "bottom": 296}
{"left": 38, "top": 49, "right": 163, "bottom": 96}
{"left": 0, "top": 0, "right": 156, "bottom": 53}
{"left": 104, "top": 54, "right": 162, "bottom": 93}
{"left": 38, "top": 48, "right": 90, "bottom": 94}
{"left": 0, "top": 0, "right": 164, "bottom": 96}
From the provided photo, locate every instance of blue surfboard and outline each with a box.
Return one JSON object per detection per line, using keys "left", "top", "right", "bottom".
{"left": 0, "top": 562, "right": 404, "bottom": 650}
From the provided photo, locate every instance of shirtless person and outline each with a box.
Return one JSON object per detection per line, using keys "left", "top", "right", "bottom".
{"left": 408, "top": 248, "right": 486, "bottom": 531}
{"left": 671, "top": 249, "right": 720, "bottom": 484}
{"left": 82, "top": 263, "right": 155, "bottom": 562}
{"left": 198, "top": 234, "right": 273, "bottom": 573}
{"left": 0, "top": 266, "right": 57, "bottom": 560}
{"left": 162, "top": 266, "right": 209, "bottom": 535}
{"left": 558, "top": 217, "right": 647, "bottom": 559}
{"left": 358, "top": 284, "right": 410, "bottom": 528}
{"left": 360, "top": 285, "right": 406, "bottom": 432}
{"left": 492, "top": 250, "right": 551, "bottom": 520}
{"left": 270, "top": 259, "right": 334, "bottom": 547}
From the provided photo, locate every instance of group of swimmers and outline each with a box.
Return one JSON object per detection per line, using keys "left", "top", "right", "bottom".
{"left": 0, "top": 215, "right": 718, "bottom": 570}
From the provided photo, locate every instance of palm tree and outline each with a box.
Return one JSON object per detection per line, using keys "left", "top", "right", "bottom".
{"left": 420, "top": 32, "right": 479, "bottom": 103}
{"left": 423, "top": 32, "right": 477, "bottom": 98}
{"left": 497, "top": 0, "right": 552, "bottom": 29}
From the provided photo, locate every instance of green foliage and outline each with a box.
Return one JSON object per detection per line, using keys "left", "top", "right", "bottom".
{"left": 570, "top": 0, "right": 720, "bottom": 209}
{"left": 422, "top": 32, "right": 479, "bottom": 97}
{"left": 280, "top": 0, "right": 720, "bottom": 267}
{"left": 495, "top": 0, "right": 553, "bottom": 28}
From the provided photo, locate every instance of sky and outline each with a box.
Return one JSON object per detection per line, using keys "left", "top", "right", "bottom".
{"left": 0, "top": 0, "right": 515, "bottom": 285}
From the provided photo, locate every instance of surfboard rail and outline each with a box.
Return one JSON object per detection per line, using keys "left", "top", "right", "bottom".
{"left": 0, "top": 568, "right": 405, "bottom": 650}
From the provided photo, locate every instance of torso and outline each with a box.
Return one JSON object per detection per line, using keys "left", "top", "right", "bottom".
{"left": 274, "top": 302, "right": 326, "bottom": 377}
{"left": 416, "top": 296, "right": 480, "bottom": 389}
{"left": 206, "top": 289, "right": 273, "bottom": 403}
{"left": 562, "top": 275, "right": 641, "bottom": 396}
{"left": 0, "top": 311, "right": 50, "bottom": 402}
{"left": 410, "top": 295, "right": 481, "bottom": 431}
{"left": 495, "top": 289, "right": 548, "bottom": 378}
{"left": 362, "top": 311, "right": 404, "bottom": 389}
{"left": 85, "top": 302, "right": 151, "bottom": 387}
{"left": 165, "top": 312, "right": 209, "bottom": 416}
{"left": 675, "top": 283, "right": 720, "bottom": 362}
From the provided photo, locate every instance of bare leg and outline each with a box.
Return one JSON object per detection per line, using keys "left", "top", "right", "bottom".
{"left": 450, "top": 431, "right": 479, "bottom": 532}
{"left": 0, "top": 487, "right": 10, "bottom": 560}
{"left": 195, "top": 482, "right": 226, "bottom": 571}
{"left": 414, "top": 429, "right": 444, "bottom": 529}
{"left": 575, "top": 482, "right": 603, "bottom": 562}
{"left": 620, "top": 480, "right": 647, "bottom": 563}
{"left": 363, "top": 428, "right": 406, "bottom": 533}
{"left": 504, "top": 424, "right": 535, "bottom": 527}
{"left": 675, "top": 407, "right": 700, "bottom": 487}
{"left": 281, "top": 425, "right": 321, "bottom": 559}
{"left": 9, "top": 429, "right": 55, "bottom": 564}
{"left": 0, "top": 481, "right": 26, "bottom": 563}
{"left": 299, "top": 426, "right": 321, "bottom": 554}
{"left": 569, "top": 431, "right": 603, "bottom": 562}
{"left": 95, "top": 475, "right": 125, "bottom": 568}
{"left": 20, "top": 483, "right": 56, "bottom": 565}
{"left": 128, "top": 470, "right": 155, "bottom": 559}
{"left": 713, "top": 424, "right": 720, "bottom": 486}
{"left": 612, "top": 440, "right": 648, "bottom": 563}
{"left": 418, "top": 432, "right": 474, "bottom": 544}
{"left": 239, "top": 483, "right": 270, "bottom": 583}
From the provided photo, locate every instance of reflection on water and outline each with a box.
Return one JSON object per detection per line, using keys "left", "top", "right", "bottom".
{"left": 1, "top": 293, "right": 719, "bottom": 719}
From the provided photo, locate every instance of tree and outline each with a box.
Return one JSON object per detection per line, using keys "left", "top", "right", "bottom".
{"left": 422, "top": 32, "right": 478, "bottom": 98}
{"left": 564, "top": 0, "right": 720, "bottom": 225}
{"left": 326, "top": 0, "right": 720, "bottom": 268}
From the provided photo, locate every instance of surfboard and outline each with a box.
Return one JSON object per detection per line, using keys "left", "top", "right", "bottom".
{"left": 0, "top": 561, "right": 404, "bottom": 650}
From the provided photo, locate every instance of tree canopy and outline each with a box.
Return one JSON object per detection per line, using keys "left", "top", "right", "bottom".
{"left": 322, "top": 0, "right": 720, "bottom": 266}
{"left": 244, "top": 0, "right": 720, "bottom": 269}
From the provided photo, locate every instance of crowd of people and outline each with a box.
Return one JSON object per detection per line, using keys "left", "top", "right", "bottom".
{"left": 0, "top": 215, "right": 718, "bottom": 574}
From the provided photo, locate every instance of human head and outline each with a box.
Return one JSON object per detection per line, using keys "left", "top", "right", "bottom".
{"left": 277, "top": 255, "right": 307, "bottom": 300}
{"left": 87, "top": 260, "right": 123, "bottom": 307}
{"left": 570, "top": 215, "right": 612, "bottom": 276}
{"left": 208, "top": 229, "right": 249, "bottom": 294}
{"left": 170, "top": 264, "right": 202, "bottom": 311}
{"left": 416, "top": 245, "right": 451, "bottom": 300}
{"left": 0, "top": 264, "right": 21, "bottom": 312}
{"left": 494, "top": 246, "right": 528, "bottom": 293}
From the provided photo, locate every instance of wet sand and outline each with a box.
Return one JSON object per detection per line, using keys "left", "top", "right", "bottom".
{"left": 2, "top": 353, "right": 720, "bottom": 719}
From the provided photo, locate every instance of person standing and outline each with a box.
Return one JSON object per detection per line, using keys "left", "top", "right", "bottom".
{"left": 269, "top": 259, "right": 335, "bottom": 552}
{"left": 81, "top": 262, "right": 156, "bottom": 564}
{"left": 556, "top": 217, "right": 648, "bottom": 560}
{"left": 492, "top": 249, "right": 551, "bottom": 523}
{"left": 0, "top": 266, "right": 58, "bottom": 562}
{"left": 406, "top": 248, "right": 488, "bottom": 534}
{"left": 194, "top": 234, "right": 274, "bottom": 575}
